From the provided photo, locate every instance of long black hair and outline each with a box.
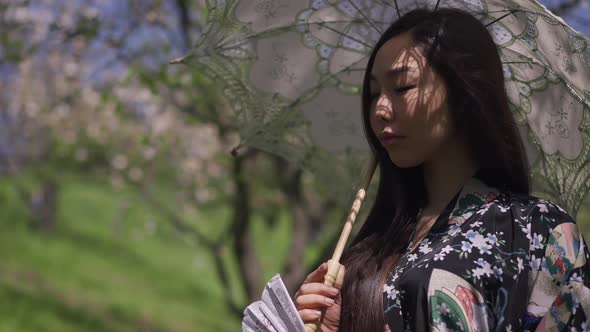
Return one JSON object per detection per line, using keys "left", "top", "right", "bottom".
{"left": 338, "top": 8, "right": 530, "bottom": 331}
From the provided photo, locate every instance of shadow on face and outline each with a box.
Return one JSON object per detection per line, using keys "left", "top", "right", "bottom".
{"left": 369, "top": 31, "right": 455, "bottom": 168}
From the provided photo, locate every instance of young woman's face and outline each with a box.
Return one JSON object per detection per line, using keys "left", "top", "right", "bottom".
{"left": 369, "top": 32, "right": 454, "bottom": 168}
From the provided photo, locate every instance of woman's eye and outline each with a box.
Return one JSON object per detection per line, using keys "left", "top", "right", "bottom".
{"left": 370, "top": 85, "right": 415, "bottom": 100}
{"left": 394, "top": 85, "right": 416, "bottom": 94}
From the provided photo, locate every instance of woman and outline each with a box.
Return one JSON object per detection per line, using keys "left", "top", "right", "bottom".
{"left": 294, "top": 8, "right": 590, "bottom": 332}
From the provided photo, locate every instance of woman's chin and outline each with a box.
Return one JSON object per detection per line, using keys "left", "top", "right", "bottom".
{"left": 388, "top": 155, "right": 421, "bottom": 169}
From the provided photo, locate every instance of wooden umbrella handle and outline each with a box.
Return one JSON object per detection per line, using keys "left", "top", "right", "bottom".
{"left": 304, "top": 157, "right": 377, "bottom": 332}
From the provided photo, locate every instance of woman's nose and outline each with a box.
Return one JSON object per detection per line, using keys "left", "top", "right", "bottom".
{"left": 375, "top": 99, "right": 394, "bottom": 122}
{"left": 376, "top": 110, "right": 392, "bottom": 122}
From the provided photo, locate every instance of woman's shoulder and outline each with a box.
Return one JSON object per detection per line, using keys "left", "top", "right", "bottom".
{"left": 492, "top": 190, "right": 575, "bottom": 222}
{"left": 480, "top": 190, "right": 578, "bottom": 238}
{"left": 495, "top": 191, "right": 583, "bottom": 250}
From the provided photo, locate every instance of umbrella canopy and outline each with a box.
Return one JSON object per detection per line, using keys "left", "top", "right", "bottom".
{"left": 182, "top": 0, "right": 590, "bottom": 215}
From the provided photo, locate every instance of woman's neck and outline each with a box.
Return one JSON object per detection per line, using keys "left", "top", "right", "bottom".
{"left": 422, "top": 135, "right": 479, "bottom": 214}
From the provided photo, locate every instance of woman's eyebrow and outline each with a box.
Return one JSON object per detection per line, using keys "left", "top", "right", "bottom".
{"left": 370, "top": 66, "right": 417, "bottom": 81}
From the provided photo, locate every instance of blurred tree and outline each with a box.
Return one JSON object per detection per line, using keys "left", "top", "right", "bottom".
{"left": 0, "top": 0, "right": 344, "bottom": 315}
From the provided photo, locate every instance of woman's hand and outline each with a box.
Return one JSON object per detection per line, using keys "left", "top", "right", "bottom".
{"left": 294, "top": 260, "right": 345, "bottom": 332}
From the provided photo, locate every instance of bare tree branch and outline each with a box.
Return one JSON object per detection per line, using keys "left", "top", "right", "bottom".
{"left": 138, "top": 184, "right": 216, "bottom": 248}
{"left": 139, "top": 182, "right": 245, "bottom": 317}
{"left": 212, "top": 245, "right": 244, "bottom": 317}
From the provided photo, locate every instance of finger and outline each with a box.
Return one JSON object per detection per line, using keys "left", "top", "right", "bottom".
{"left": 298, "top": 282, "right": 339, "bottom": 297}
{"left": 304, "top": 262, "right": 328, "bottom": 283}
{"left": 294, "top": 294, "right": 335, "bottom": 310}
{"left": 298, "top": 309, "right": 322, "bottom": 323}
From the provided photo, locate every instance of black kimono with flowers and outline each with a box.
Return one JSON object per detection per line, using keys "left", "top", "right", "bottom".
{"left": 383, "top": 173, "right": 590, "bottom": 331}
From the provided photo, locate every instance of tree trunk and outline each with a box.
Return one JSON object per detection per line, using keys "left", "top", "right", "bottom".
{"left": 232, "top": 153, "right": 263, "bottom": 302}
{"left": 28, "top": 178, "right": 58, "bottom": 232}
{"left": 276, "top": 161, "right": 310, "bottom": 294}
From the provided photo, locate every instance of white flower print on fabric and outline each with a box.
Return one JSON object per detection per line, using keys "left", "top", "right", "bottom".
{"left": 571, "top": 273, "right": 583, "bottom": 283}
{"left": 448, "top": 224, "right": 462, "bottom": 236}
{"left": 465, "top": 230, "right": 493, "bottom": 255}
{"left": 521, "top": 222, "right": 532, "bottom": 240}
{"left": 487, "top": 233, "right": 498, "bottom": 246}
{"left": 419, "top": 240, "right": 433, "bottom": 255}
{"left": 472, "top": 258, "right": 494, "bottom": 279}
{"left": 517, "top": 257, "right": 525, "bottom": 273}
{"left": 461, "top": 241, "right": 473, "bottom": 253}
{"left": 529, "top": 254, "right": 543, "bottom": 270}
{"left": 384, "top": 283, "right": 400, "bottom": 301}
{"left": 531, "top": 233, "right": 545, "bottom": 250}
{"left": 538, "top": 203, "right": 549, "bottom": 214}
{"left": 438, "top": 303, "right": 450, "bottom": 315}
{"left": 441, "top": 245, "right": 453, "bottom": 255}
{"left": 493, "top": 266, "right": 504, "bottom": 281}
{"left": 476, "top": 205, "right": 490, "bottom": 215}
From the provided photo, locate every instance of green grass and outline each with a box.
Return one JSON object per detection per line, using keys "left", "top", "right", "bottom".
{"left": 0, "top": 175, "right": 588, "bottom": 332}
{"left": 0, "top": 177, "right": 241, "bottom": 332}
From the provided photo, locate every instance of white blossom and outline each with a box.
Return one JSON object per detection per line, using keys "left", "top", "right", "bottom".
{"left": 384, "top": 284, "right": 400, "bottom": 301}
{"left": 517, "top": 257, "right": 525, "bottom": 273}
{"left": 441, "top": 245, "right": 453, "bottom": 254}
{"left": 486, "top": 233, "right": 498, "bottom": 246}
{"left": 438, "top": 303, "right": 450, "bottom": 315}
{"left": 571, "top": 273, "right": 583, "bottom": 283}
{"left": 461, "top": 241, "right": 473, "bottom": 253}
{"left": 531, "top": 233, "right": 545, "bottom": 250}
{"left": 537, "top": 204, "right": 549, "bottom": 213}
{"left": 473, "top": 258, "right": 494, "bottom": 279}
{"left": 434, "top": 252, "right": 446, "bottom": 261}
{"left": 529, "top": 254, "right": 542, "bottom": 270}
{"left": 419, "top": 244, "right": 433, "bottom": 255}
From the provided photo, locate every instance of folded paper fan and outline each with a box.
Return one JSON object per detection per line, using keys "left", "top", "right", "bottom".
{"left": 242, "top": 274, "right": 306, "bottom": 332}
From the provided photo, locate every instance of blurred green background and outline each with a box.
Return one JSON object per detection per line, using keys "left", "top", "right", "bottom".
{"left": 0, "top": 0, "right": 589, "bottom": 331}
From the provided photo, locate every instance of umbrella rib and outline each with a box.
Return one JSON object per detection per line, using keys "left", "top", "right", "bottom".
{"left": 434, "top": 0, "right": 442, "bottom": 11}
{"left": 393, "top": 0, "right": 401, "bottom": 17}
{"left": 346, "top": 0, "right": 383, "bottom": 34}
{"left": 317, "top": 21, "right": 374, "bottom": 49}
{"left": 211, "top": 20, "right": 387, "bottom": 51}
{"left": 283, "top": 57, "right": 370, "bottom": 110}
{"left": 485, "top": 9, "right": 519, "bottom": 27}
{"left": 376, "top": 0, "right": 400, "bottom": 16}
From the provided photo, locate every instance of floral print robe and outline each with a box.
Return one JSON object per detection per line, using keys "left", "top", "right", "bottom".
{"left": 383, "top": 173, "right": 590, "bottom": 331}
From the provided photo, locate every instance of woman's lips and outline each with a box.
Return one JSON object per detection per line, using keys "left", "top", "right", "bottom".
{"left": 379, "top": 133, "right": 406, "bottom": 145}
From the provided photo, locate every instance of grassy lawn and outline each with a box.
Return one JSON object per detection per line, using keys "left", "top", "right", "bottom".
{"left": 0, "top": 175, "right": 588, "bottom": 332}
{"left": 0, "top": 177, "right": 242, "bottom": 332}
